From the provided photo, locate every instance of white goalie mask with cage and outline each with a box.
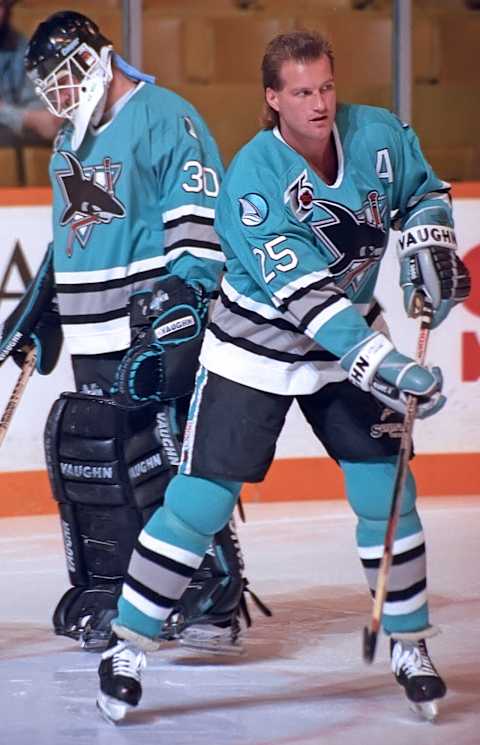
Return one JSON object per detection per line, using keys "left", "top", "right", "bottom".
{"left": 33, "top": 40, "right": 113, "bottom": 151}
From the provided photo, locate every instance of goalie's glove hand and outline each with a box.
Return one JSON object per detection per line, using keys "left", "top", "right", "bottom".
{"left": 399, "top": 242, "right": 471, "bottom": 329}
{"left": 113, "top": 277, "right": 208, "bottom": 404}
{"left": 340, "top": 332, "right": 445, "bottom": 419}
{"left": 0, "top": 306, "right": 63, "bottom": 375}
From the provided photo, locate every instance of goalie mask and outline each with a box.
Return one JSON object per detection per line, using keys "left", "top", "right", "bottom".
{"left": 25, "top": 11, "right": 113, "bottom": 151}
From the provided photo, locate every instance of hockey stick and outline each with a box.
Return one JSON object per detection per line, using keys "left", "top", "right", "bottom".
{"left": 362, "top": 297, "right": 433, "bottom": 664}
{"left": 0, "top": 348, "right": 37, "bottom": 449}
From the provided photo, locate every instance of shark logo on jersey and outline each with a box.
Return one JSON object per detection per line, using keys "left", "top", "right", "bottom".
{"left": 55, "top": 151, "right": 126, "bottom": 256}
{"left": 284, "top": 169, "right": 315, "bottom": 222}
{"left": 309, "top": 191, "right": 387, "bottom": 290}
{"left": 239, "top": 193, "right": 269, "bottom": 227}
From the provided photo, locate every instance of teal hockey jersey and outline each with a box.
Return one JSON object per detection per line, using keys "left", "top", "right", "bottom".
{"left": 201, "top": 103, "right": 453, "bottom": 395}
{"left": 50, "top": 82, "right": 225, "bottom": 355}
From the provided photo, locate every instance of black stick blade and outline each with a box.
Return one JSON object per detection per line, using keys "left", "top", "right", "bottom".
{"left": 363, "top": 626, "right": 378, "bottom": 664}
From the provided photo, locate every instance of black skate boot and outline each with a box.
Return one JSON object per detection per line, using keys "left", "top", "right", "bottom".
{"left": 97, "top": 633, "right": 146, "bottom": 723}
{"left": 390, "top": 637, "right": 447, "bottom": 721}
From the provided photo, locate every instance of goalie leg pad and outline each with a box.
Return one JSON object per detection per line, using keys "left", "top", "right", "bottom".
{"left": 168, "top": 519, "right": 245, "bottom": 634}
{"left": 169, "top": 517, "right": 272, "bottom": 655}
{"left": 44, "top": 392, "right": 179, "bottom": 645}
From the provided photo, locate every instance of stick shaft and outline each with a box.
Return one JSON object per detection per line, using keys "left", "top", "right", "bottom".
{"left": 0, "top": 349, "right": 37, "bottom": 449}
{"left": 368, "top": 307, "right": 432, "bottom": 636}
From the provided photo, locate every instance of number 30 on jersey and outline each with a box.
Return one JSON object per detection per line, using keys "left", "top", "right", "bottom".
{"left": 182, "top": 160, "right": 220, "bottom": 197}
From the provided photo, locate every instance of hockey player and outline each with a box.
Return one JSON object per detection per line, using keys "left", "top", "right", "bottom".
{"left": 93, "top": 30, "right": 471, "bottom": 722}
{"left": 0, "top": 10, "right": 261, "bottom": 655}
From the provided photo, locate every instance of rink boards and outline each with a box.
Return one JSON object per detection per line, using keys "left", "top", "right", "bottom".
{"left": 0, "top": 186, "right": 478, "bottom": 514}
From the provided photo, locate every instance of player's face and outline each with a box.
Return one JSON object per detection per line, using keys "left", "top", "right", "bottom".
{"left": 266, "top": 55, "right": 336, "bottom": 150}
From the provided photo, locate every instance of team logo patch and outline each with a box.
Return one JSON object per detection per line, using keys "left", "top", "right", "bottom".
{"left": 55, "top": 151, "right": 126, "bottom": 256}
{"left": 183, "top": 115, "right": 198, "bottom": 139}
{"left": 370, "top": 407, "right": 403, "bottom": 439}
{"left": 239, "top": 193, "right": 269, "bottom": 227}
{"left": 284, "top": 169, "right": 315, "bottom": 222}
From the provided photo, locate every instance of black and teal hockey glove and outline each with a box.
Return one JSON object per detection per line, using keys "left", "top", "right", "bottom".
{"left": 113, "top": 276, "right": 208, "bottom": 403}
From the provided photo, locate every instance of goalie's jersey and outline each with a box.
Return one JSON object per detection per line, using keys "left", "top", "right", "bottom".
{"left": 201, "top": 103, "right": 453, "bottom": 395}
{"left": 50, "top": 82, "right": 225, "bottom": 355}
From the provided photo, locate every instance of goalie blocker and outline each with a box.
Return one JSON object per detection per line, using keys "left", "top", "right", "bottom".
{"left": 45, "top": 392, "right": 251, "bottom": 649}
{"left": 0, "top": 243, "right": 63, "bottom": 375}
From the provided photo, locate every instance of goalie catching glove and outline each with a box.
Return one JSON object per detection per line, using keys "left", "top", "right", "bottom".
{"left": 398, "top": 220, "right": 470, "bottom": 328}
{"left": 340, "top": 332, "right": 445, "bottom": 419}
{"left": 0, "top": 243, "right": 63, "bottom": 375}
{"left": 113, "top": 275, "right": 209, "bottom": 403}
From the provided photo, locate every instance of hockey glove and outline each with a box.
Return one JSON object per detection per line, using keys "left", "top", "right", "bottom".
{"left": 340, "top": 332, "right": 445, "bottom": 419}
{"left": 398, "top": 224, "right": 470, "bottom": 328}
{"left": 113, "top": 276, "right": 208, "bottom": 403}
{"left": 0, "top": 244, "right": 63, "bottom": 375}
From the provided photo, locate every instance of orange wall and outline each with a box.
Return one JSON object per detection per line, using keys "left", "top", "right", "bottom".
{"left": 0, "top": 452, "right": 478, "bottom": 518}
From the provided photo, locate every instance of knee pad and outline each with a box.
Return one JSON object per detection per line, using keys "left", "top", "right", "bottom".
{"left": 341, "top": 457, "right": 417, "bottom": 522}
{"left": 44, "top": 392, "right": 179, "bottom": 596}
{"left": 165, "top": 473, "right": 240, "bottom": 537}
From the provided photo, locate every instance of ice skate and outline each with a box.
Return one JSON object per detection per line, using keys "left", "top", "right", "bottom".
{"left": 177, "top": 575, "right": 270, "bottom": 655}
{"left": 391, "top": 638, "right": 447, "bottom": 721}
{"left": 96, "top": 634, "right": 146, "bottom": 723}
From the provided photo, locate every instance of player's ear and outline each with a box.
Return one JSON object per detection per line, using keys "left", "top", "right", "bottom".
{"left": 265, "top": 87, "right": 280, "bottom": 112}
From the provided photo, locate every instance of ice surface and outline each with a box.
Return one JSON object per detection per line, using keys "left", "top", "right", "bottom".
{"left": 0, "top": 497, "right": 479, "bottom": 744}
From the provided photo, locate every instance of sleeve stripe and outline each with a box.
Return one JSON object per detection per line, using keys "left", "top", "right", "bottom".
{"left": 56, "top": 266, "right": 167, "bottom": 294}
{"left": 405, "top": 187, "right": 451, "bottom": 209}
{"left": 302, "top": 296, "right": 352, "bottom": 338}
{"left": 273, "top": 270, "right": 331, "bottom": 305}
{"left": 162, "top": 204, "right": 215, "bottom": 223}
{"left": 164, "top": 213, "right": 215, "bottom": 229}
{"left": 55, "top": 255, "right": 169, "bottom": 285}
{"left": 164, "top": 238, "right": 222, "bottom": 254}
{"left": 163, "top": 245, "right": 226, "bottom": 264}
{"left": 281, "top": 277, "right": 336, "bottom": 310}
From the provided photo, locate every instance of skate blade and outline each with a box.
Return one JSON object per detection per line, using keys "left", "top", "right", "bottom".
{"left": 409, "top": 699, "right": 440, "bottom": 722}
{"left": 179, "top": 634, "right": 245, "bottom": 656}
{"left": 80, "top": 636, "right": 109, "bottom": 652}
{"left": 96, "top": 691, "right": 133, "bottom": 724}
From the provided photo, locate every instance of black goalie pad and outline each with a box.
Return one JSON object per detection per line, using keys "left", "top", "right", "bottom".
{"left": 44, "top": 392, "right": 180, "bottom": 588}
{"left": 52, "top": 584, "right": 120, "bottom": 650}
{"left": 164, "top": 518, "right": 271, "bottom": 638}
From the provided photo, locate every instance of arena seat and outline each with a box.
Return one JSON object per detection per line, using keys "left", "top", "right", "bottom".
{"left": 14, "top": 6, "right": 122, "bottom": 48}
{"left": 142, "top": 14, "right": 185, "bottom": 85}
{"left": 413, "top": 84, "right": 479, "bottom": 149}
{"left": 22, "top": 147, "right": 51, "bottom": 187}
{"left": 0, "top": 148, "right": 20, "bottom": 187}
{"left": 423, "top": 146, "right": 475, "bottom": 182}
{"left": 209, "top": 16, "right": 295, "bottom": 84}
{"left": 174, "top": 83, "right": 264, "bottom": 164}
{"left": 436, "top": 12, "right": 480, "bottom": 84}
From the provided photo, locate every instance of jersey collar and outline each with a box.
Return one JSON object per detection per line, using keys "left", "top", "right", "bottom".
{"left": 272, "top": 123, "right": 344, "bottom": 189}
